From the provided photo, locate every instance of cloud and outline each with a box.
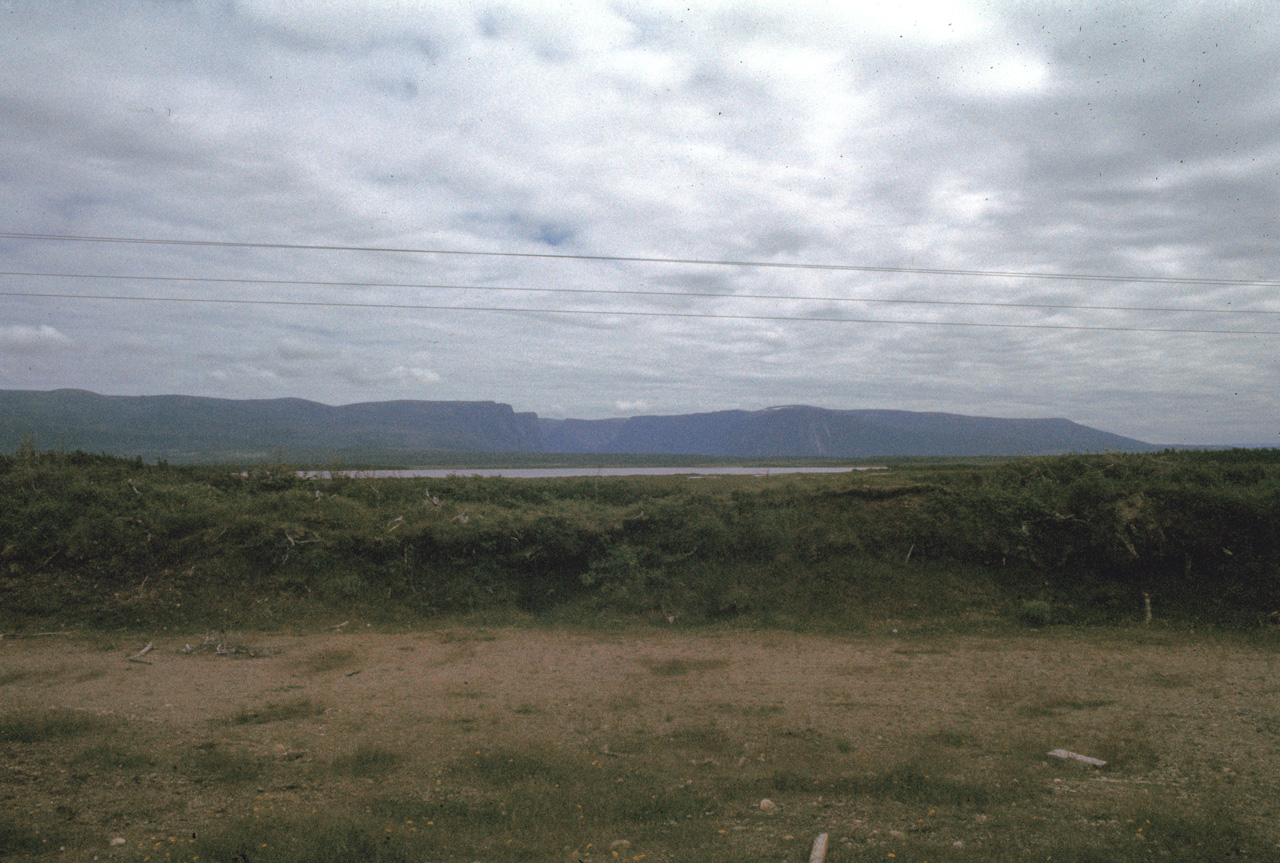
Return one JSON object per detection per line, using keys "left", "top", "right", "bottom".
{"left": 0, "top": 325, "right": 72, "bottom": 352}
{"left": 2, "top": 1, "right": 1279, "bottom": 444}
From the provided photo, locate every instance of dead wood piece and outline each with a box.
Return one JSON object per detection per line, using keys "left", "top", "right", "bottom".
{"left": 1048, "top": 749, "right": 1107, "bottom": 768}
{"left": 127, "top": 642, "right": 155, "bottom": 664}
{"left": 809, "top": 832, "right": 829, "bottom": 863}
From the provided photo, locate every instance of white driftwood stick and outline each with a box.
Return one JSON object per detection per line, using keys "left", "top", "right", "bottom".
{"left": 127, "top": 641, "right": 155, "bottom": 664}
{"left": 1048, "top": 749, "right": 1107, "bottom": 767}
{"left": 809, "top": 832, "right": 829, "bottom": 863}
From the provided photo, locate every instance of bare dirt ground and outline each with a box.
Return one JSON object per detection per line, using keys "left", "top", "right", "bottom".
{"left": 3, "top": 625, "right": 1279, "bottom": 862}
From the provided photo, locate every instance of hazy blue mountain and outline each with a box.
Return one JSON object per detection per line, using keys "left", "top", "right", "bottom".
{"left": 0, "top": 389, "right": 546, "bottom": 461}
{"left": 1, "top": 390, "right": 1155, "bottom": 461}
{"left": 540, "top": 405, "right": 1155, "bottom": 457}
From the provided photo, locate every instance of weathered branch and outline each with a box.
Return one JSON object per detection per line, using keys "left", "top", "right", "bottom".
{"left": 809, "top": 833, "right": 829, "bottom": 863}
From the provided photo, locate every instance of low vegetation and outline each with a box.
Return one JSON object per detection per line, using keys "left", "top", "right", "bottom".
{"left": 1, "top": 447, "right": 1279, "bottom": 630}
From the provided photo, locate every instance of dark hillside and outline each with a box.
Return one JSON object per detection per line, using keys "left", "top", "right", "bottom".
{"left": 543, "top": 405, "right": 1153, "bottom": 457}
{"left": 0, "top": 389, "right": 546, "bottom": 461}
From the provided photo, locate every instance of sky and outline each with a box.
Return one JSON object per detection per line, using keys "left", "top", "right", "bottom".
{"left": 2, "top": 0, "right": 1278, "bottom": 445}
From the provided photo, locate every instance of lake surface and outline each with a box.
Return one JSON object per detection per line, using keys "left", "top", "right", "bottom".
{"left": 306, "top": 466, "right": 888, "bottom": 479}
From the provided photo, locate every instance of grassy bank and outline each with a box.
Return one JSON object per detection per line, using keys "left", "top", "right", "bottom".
{"left": 2, "top": 447, "right": 1278, "bottom": 631}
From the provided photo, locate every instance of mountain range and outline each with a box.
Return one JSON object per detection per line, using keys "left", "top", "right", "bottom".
{"left": 0, "top": 389, "right": 1157, "bottom": 462}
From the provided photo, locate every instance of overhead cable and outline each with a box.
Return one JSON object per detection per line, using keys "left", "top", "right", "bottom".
{"left": 2, "top": 270, "right": 1277, "bottom": 317}
{"left": 5, "top": 290, "right": 1276, "bottom": 336}
{"left": 2, "top": 231, "right": 1276, "bottom": 288}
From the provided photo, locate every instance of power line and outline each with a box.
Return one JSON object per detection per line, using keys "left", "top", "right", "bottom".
{"left": 5, "top": 289, "right": 1277, "bottom": 336}
{"left": 2, "top": 230, "right": 1277, "bottom": 288}
{"left": 2, "top": 270, "right": 1277, "bottom": 317}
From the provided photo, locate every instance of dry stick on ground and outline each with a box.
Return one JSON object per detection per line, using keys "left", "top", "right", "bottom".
{"left": 809, "top": 833, "right": 829, "bottom": 863}
{"left": 127, "top": 642, "right": 154, "bottom": 664}
{"left": 284, "top": 530, "right": 322, "bottom": 547}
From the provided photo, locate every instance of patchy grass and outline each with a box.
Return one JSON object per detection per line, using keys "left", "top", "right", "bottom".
{"left": 73, "top": 742, "right": 155, "bottom": 771}
{"left": 330, "top": 744, "right": 402, "bottom": 778}
{"left": 646, "top": 657, "right": 730, "bottom": 677}
{"left": 0, "top": 666, "right": 67, "bottom": 686}
{"left": 228, "top": 697, "right": 323, "bottom": 725}
{"left": 0, "top": 626, "right": 1276, "bottom": 863}
{"left": 0, "top": 708, "right": 110, "bottom": 743}
{"left": 180, "top": 744, "right": 264, "bottom": 785}
{"left": 0, "top": 817, "right": 41, "bottom": 857}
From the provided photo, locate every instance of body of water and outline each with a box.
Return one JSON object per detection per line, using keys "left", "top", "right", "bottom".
{"left": 305, "top": 466, "right": 888, "bottom": 479}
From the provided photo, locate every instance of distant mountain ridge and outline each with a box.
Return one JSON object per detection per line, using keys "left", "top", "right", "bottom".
{"left": 0, "top": 389, "right": 1156, "bottom": 461}
{"left": 0, "top": 389, "right": 543, "bottom": 460}
{"left": 541, "top": 405, "right": 1153, "bottom": 457}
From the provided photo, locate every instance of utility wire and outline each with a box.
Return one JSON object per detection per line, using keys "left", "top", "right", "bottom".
{"left": 5, "top": 289, "right": 1277, "bottom": 336}
{"left": 2, "top": 270, "right": 1278, "bottom": 317}
{"left": 2, "top": 230, "right": 1277, "bottom": 288}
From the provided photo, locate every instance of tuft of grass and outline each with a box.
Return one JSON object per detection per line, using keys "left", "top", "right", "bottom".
{"left": 1019, "top": 694, "right": 1116, "bottom": 718}
{"left": 331, "top": 743, "right": 402, "bottom": 777}
{"left": 924, "top": 728, "right": 973, "bottom": 748}
{"left": 181, "top": 744, "right": 263, "bottom": 784}
{"left": 73, "top": 742, "right": 155, "bottom": 771}
{"left": 859, "top": 762, "right": 1001, "bottom": 807}
{"left": 646, "top": 657, "right": 729, "bottom": 677}
{"left": 193, "top": 815, "right": 414, "bottom": 863}
{"left": 1147, "top": 670, "right": 1192, "bottom": 689}
{"left": 228, "top": 697, "right": 323, "bottom": 725}
{"left": 1090, "top": 722, "right": 1163, "bottom": 772}
{"left": 0, "top": 816, "right": 41, "bottom": 856}
{"left": 300, "top": 647, "right": 358, "bottom": 674}
{"left": 714, "top": 701, "right": 784, "bottom": 717}
{"left": 1017, "top": 600, "right": 1053, "bottom": 628}
{"left": 0, "top": 666, "right": 67, "bottom": 686}
{"left": 436, "top": 628, "right": 497, "bottom": 644}
{"left": 667, "top": 723, "right": 734, "bottom": 755}
{"left": 0, "top": 708, "right": 110, "bottom": 743}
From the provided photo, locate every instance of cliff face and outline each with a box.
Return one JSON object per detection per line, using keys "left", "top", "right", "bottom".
{"left": 0, "top": 390, "right": 548, "bottom": 459}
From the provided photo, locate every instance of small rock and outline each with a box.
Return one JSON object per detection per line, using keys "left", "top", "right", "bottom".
{"left": 953, "top": 841, "right": 965, "bottom": 848}
{"left": 110, "top": 838, "right": 126, "bottom": 846}
{"left": 609, "top": 840, "right": 631, "bottom": 849}
{"left": 760, "top": 798, "right": 779, "bottom": 814}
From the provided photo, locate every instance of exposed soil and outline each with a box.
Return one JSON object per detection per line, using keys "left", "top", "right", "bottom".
{"left": 3, "top": 625, "right": 1279, "bottom": 861}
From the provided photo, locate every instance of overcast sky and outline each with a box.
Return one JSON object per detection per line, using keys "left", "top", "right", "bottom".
{"left": 2, "top": 0, "right": 1278, "bottom": 445}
